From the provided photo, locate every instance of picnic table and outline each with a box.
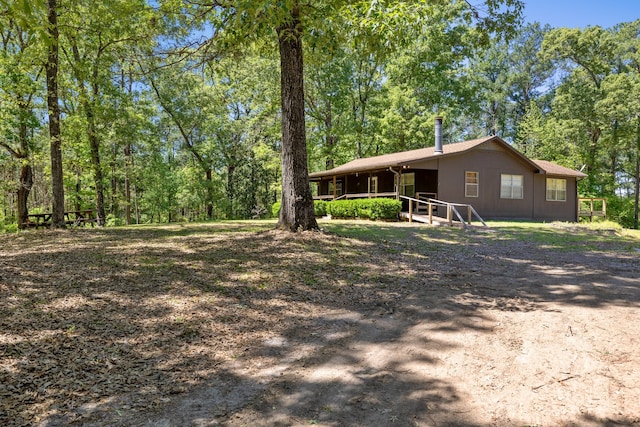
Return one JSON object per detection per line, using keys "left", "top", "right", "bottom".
{"left": 26, "top": 210, "right": 97, "bottom": 228}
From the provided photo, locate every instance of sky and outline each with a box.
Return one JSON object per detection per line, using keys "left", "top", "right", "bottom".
{"left": 522, "top": 0, "right": 640, "bottom": 29}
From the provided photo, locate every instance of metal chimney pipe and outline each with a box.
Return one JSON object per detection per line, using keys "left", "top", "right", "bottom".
{"left": 434, "top": 116, "right": 443, "bottom": 154}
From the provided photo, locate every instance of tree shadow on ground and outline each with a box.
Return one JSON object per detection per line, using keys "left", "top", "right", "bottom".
{"left": 1, "top": 221, "right": 639, "bottom": 426}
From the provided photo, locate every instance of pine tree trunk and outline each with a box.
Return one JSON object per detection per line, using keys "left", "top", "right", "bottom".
{"left": 17, "top": 164, "right": 33, "bottom": 229}
{"left": 276, "top": 7, "right": 318, "bottom": 232}
{"left": 206, "top": 168, "right": 213, "bottom": 220}
{"left": 46, "top": 0, "right": 66, "bottom": 228}
{"left": 634, "top": 118, "right": 640, "bottom": 229}
{"left": 16, "top": 107, "right": 32, "bottom": 229}
{"left": 125, "top": 144, "right": 132, "bottom": 225}
{"left": 89, "top": 129, "right": 107, "bottom": 226}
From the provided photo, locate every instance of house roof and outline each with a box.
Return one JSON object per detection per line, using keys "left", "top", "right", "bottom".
{"left": 309, "top": 136, "right": 496, "bottom": 178}
{"left": 532, "top": 160, "right": 587, "bottom": 178}
{"left": 310, "top": 135, "right": 585, "bottom": 179}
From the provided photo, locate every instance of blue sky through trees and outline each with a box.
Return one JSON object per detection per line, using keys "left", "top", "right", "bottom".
{"left": 523, "top": 0, "right": 640, "bottom": 28}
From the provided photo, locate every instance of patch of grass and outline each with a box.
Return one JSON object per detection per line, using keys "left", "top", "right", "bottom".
{"left": 485, "top": 220, "right": 640, "bottom": 252}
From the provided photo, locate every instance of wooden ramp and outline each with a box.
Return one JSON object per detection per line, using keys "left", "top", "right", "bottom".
{"left": 399, "top": 196, "right": 488, "bottom": 229}
{"left": 399, "top": 212, "right": 462, "bottom": 227}
{"left": 400, "top": 212, "right": 448, "bottom": 225}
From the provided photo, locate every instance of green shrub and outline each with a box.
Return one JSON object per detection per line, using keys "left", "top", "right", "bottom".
{"left": 314, "top": 200, "right": 328, "bottom": 216}
{"left": 271, "top": 201, "right": 281, "bottom": 218}
{"left": 326, "top": 199, "right": 357, "bottom": 218}
{"left": 326, "top": 198, "right": 401, "bottom": 220}
{"left": 606, "top": 196, "right": 635, "bottom": 229}
{"left": 1, "top": 222, "right": 18, "bottom": 233}
{"left": 272, "top": 199, "right": 398, "bottom": 219}
{"left": 106, "top": 214, "right": 125, "bottom": 227}
{"left": 369, "top": 198, "right": 403, "bottom": 220}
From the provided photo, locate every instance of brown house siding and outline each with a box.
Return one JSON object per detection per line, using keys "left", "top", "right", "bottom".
{"left": 412, "top": 144, "right": 538, "bottom": 219}
{"left": 532, "top": 174, "right": 579, "bottom": 221}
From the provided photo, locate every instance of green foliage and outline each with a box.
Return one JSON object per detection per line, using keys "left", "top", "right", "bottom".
{"left": 106, "top": 214, "right": 125, "bottom": 227}
{"left": 272, "top": 200, "right": 332, "bottom": 218}
{"left": 313, "top": 200, "right": 328, "bottom": 217}
{"left": 326, "top": 198, "right": 401, "bottom": 220}
{"left": 271, "top": 201, "right": 281, "bottom": 218}
{"left": 606, "top": 196, "right": 636, "bottom": 229}
{"left": 326, "top": 199, "right": 357, "bottom": 219}
{"left": 5, "top": 0, "right": 640, "bottom": 233}
{"left": 0, "top": 222, "right": 19, "bottom": 234}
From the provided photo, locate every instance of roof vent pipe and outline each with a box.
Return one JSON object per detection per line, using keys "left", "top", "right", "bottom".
{"left": 434, "top": 116, "right": 443, "bottom": 154}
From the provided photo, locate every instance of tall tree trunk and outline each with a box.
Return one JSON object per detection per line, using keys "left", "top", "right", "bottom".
{"left": 17, "top": 164, "right": 33, "bottom": 229}
{"left": 227, "top": 163, "right": 235, "bottom": 218}
{"left": 324, "top": 103, "right": 336, "bottom": 170}
{"left": 89, "top": 126, "right": 107, "bottom": 226}
{"left": 634, "top": 118, "right": 640, "bottom": 229}
{"left": 46, "top": 0, "right": 65, "bottom": 228}
{"left": 125, "top": 144, "right": 132, "bottom": 225}
{"left": 206, "top": 168, "right": 213, "bottom": 220}
{"left": 276, "top": 7, "right": 318, "bottom": 232}
{"left": 111, "top": 142, "right": 118, "bottom": 217}
{"left": 16, "top": 106, "right": 32, "bottom": 229}
{"left": 71, "top": 41, "right": 107, "bottom": 226}
{"left": 75, "top": 170, "right": 82, "bottom": 211}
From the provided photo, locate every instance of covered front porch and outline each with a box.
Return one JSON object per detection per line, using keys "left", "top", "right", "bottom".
{"left": 310, "top": 168, "right": 486, "bottom": 228}
{"left": 310, "top": 167, "right": 438, "bottom": 206}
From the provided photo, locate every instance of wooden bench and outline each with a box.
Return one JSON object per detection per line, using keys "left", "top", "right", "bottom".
{"left": 26, "top": 210, "right": 96, "bottom": 228}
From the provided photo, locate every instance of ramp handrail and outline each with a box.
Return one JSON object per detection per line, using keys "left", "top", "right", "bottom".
{"left": 399, "top": 196, "right": 487, "bottom": 228}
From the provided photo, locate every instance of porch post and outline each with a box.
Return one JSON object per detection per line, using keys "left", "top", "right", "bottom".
{"left": 345, "top": 175, "right": 348, "bottom": 198}
{"left": 408, "top": 199, "right": 413, "bottom": 222}
{"left": 332, "top": 175, "right": 337, "bottom": 199}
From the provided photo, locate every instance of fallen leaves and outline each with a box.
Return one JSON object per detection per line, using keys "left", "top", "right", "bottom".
{"left": 0, "top": 224, "right": 413, "bottom": 425}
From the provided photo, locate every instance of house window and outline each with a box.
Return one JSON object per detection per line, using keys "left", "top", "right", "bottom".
{"left": 400, "top": 173, "right": 415, "bottom": 197}
{"left": 368, "top": 176, "right": 378, "bottom": 194}
{"left": 465, "top": 171, "right": 479, "bottom": 198}
{"left": 500, "top": 174, "right": 523, "bottom": 199}
{"left": 328, "top": 180, "right": 342, "bottom": 196}
{"left": 546, "top": 178, "right": 567, "bottom": 201}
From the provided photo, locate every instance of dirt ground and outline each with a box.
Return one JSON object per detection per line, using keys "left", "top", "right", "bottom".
{"left": 1, "top": 220, "right": 639, "bottom": 426}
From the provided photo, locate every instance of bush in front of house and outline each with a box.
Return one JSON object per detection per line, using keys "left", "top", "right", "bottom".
{"left": 314, "top": 200, "right": 328, "bottom": 216}
{"left": 271, "top": 198, "right": 401, "bottom": 220}
{"left": 271, "top": 200, "right": 329, "bottom": 218}
{"left": 326, "top": 198, "right": 401, "bottom": 220}
{"left": 326, "top": 199, "right": 358, "bottom": 218}
{"left": 368, "top": 198, "right": 403, "bottom": 220}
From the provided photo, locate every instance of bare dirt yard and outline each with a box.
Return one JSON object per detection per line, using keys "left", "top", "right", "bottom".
{"left": 1, "top": 220, "right": 639, "bottom": 426}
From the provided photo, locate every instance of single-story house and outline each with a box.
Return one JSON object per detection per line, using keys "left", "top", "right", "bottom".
{"left": 309, "top": 119, "right": 587, "bottom": 222}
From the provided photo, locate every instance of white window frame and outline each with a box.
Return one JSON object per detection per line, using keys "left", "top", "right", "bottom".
{"left": 465, "top": 171, "right": 479, "bottom": 198}
{"left": 368, "top": 176, "right": 378, "bottom": 194}
{"left": 500, "top": 174, "right": 523, "bottom": 199}
{"left": 546, "top": 178, "right": 567, "bottom": 201}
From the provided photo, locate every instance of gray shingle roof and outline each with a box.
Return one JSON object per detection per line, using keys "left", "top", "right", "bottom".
{"left": 309, "top": 136, "right": 587, "bottom": 179}
{"left": 309, "top": 136, "right": 495, "bottom": 178}
{"left": 532, "top": 160, "right": 587, "bottom": 178}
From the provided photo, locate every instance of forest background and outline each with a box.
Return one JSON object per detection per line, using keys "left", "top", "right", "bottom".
{"left": 1, "top": 0, "right": 639, "bottom": 231}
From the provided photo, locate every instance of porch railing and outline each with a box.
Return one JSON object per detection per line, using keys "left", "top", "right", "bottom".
{"left": 578, "top": 197, "right": 606, "bottom": 220}
{"left": 313, "top": 191, "right": 398, "bottom": 201}
{"left": 399, "top": 196, "right": 487, "bottom": 229}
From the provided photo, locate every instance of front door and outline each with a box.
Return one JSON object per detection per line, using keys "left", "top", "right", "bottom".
{"left": 400, "top": 172, "right": 415, "bottom": 211}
